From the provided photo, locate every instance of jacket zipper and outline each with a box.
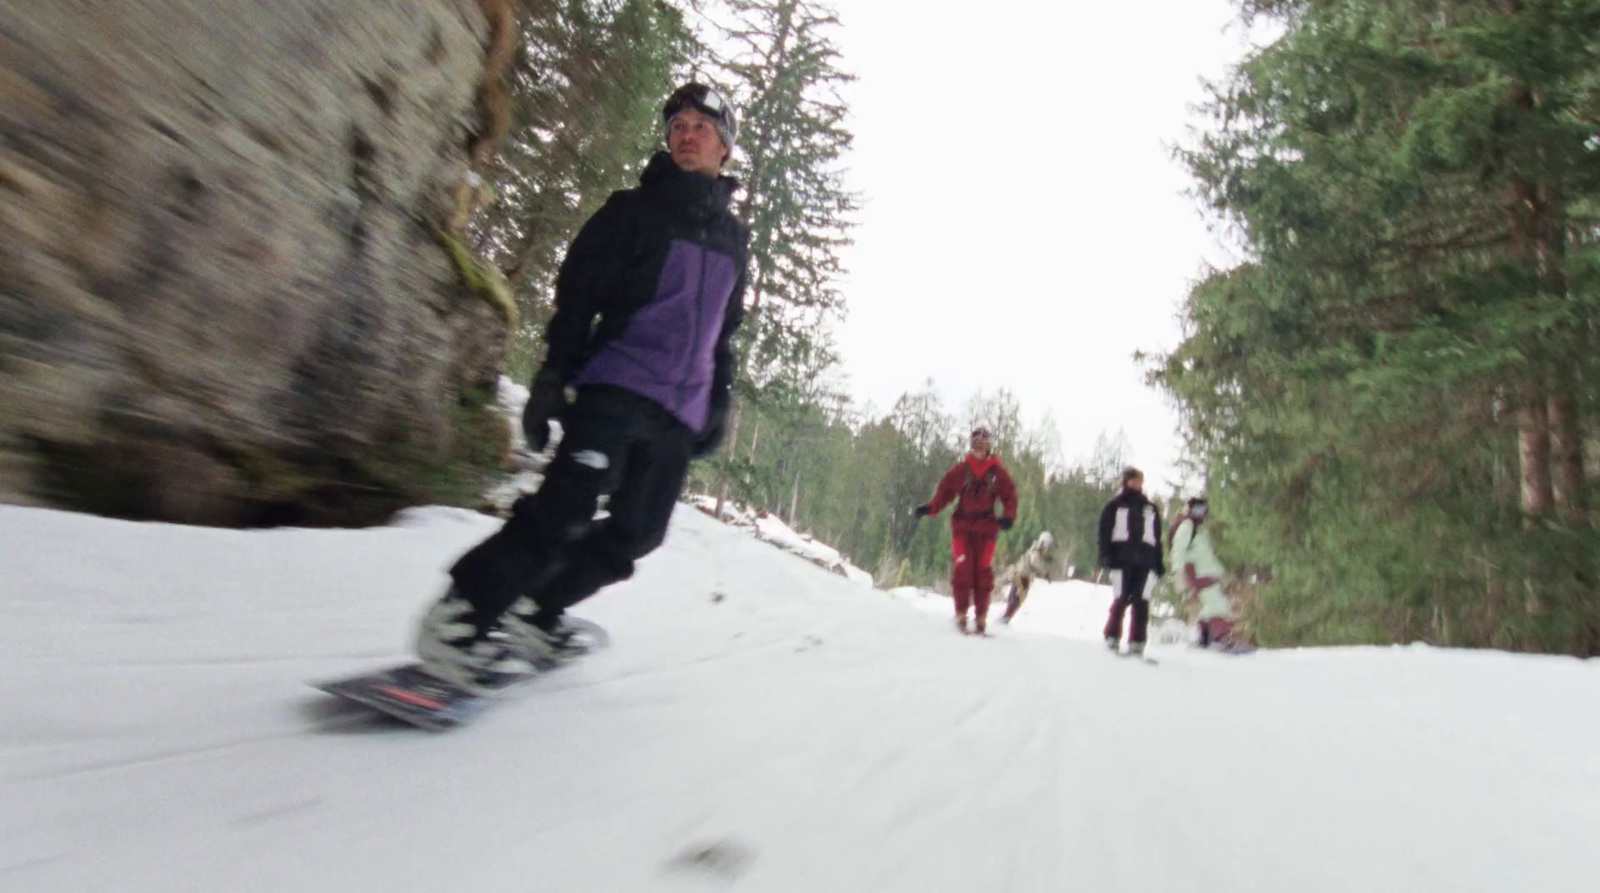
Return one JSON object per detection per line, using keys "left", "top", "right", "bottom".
{"left": 682, "top": 228, "right": 709, "bottom": 416}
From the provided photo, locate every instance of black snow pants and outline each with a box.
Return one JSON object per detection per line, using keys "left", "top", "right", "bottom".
{"left": 449, "top": 385, "right": 695, "bottom": 634}
{"left": 1102, "top": 566, "right": 1155, "bottom": 646}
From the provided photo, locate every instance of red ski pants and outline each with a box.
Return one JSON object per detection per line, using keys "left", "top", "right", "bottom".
{"left": 950, "top": 532, "right": 998, "bottom": 620}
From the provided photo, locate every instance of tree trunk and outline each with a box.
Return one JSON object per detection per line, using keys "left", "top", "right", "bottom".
{"left": 1517, "top": 382, "right": 1552, "bottom": 618}
{"left": 1549, "top": 391, "right": 1585, "bottom": 526}
{"left": 1517, "top": 382, "right": 1553, "bottom": 525}
{"left": 1485, "top": 561, "right": 1507, "bottom": 647}
{"left": 1503, "top": 26, "right": 1584, "bottom": 630}
{"left": 1506, "top": 159, "right": 1556, "bottom": 530}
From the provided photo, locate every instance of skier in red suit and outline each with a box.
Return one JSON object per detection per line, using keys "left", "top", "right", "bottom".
{"left": 913, "top": 427, "right": 1018, "bottom": 635}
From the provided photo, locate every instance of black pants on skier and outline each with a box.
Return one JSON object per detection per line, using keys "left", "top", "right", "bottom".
{"left": 448, "top": 385, "right": 695, "bottom": 634}
{"left": 1102, "top": 566, "right": 1154, "bottom": 646}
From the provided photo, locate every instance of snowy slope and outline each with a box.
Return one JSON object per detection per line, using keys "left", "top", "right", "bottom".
{"left": 890, "top": 577, "right": 1139, "bottom": 642}
{"left": 3, "top": 503, "right": 1599, "bottom": 893}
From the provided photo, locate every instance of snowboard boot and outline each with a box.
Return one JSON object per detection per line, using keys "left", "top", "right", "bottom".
{"left": 955, "top": 614, "right": 970, "bottom": 635}
{"left": 1105, "top": 636, "right": 1120, "bottom": 652}
{"left": 1126, "top": 641, "right": 1146, "bottom": 659}
{"left": 415, "top": 586, "right": 535, "bottom": 694}
{"left": 502, "top": 597, "right": 596, "bottom": 665}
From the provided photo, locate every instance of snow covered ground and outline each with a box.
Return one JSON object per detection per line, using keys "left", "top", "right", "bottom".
{"left": 4, "top": 502, "right": 1599, "bottom": 893}
{"left": 889, "top": 577, "right": 1175, "bottom": 642}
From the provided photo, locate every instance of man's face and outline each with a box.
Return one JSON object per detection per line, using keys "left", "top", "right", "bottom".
{"left": 1126, "top": 474, "right": 1144, "bottom": 492}
{"left": 668, "top": 108, "right": 726, "bottom": 177}
{"left": 970, "top": 431, "right": 993, "bottom": 458}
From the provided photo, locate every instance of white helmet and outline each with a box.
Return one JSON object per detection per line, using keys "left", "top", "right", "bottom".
{"left": 1037, "top": 531, "right": 1054, "bottom": 549}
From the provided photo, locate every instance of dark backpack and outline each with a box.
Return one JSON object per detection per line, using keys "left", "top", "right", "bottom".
{"left": 963, "top": 464, "right": 998, "bottom": 495}
{"left": 956, "top": 464, "right": 1000, "bottom": 516}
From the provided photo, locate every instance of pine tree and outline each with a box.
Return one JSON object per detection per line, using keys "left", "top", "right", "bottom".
{"left": 1156, "top": 0, "right": 1600, "bottom": 653}
{"left": 704, "top": 0, "right": 858, "bottom": 513}
{"left": 715, "top": 0, "right": 856, "bottom": 369}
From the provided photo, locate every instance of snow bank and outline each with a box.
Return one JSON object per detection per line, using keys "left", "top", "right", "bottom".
{"left": 684, "top": 494, "right": 873, "bottom": 586}
{"left": 751, "top": 511, "right": 873, "bottom": 585}
{"left": 685, "top": 493, "right": 758, "bottom": 528}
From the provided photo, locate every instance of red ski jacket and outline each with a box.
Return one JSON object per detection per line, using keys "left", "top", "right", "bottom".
{"left": 923, "top": 454, "right": 1017, "bottom": 537}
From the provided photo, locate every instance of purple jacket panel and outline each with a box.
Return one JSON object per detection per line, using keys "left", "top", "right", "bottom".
{"left": 572, "top": 239, "right": 739, "bottom": 431}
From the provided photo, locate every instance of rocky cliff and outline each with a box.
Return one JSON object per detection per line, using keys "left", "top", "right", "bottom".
{"left": 0, "top": 0, "right": 515, "bottom": 525}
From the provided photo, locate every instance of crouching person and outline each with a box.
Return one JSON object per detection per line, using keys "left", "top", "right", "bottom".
{"left": 1169, "top": 497, "right": 1237, "bottom": 650}
{"left": 999, "top": 531, "right": 1055, "bottom": 624}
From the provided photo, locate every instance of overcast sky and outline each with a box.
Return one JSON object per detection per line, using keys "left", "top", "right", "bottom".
{"left": 824, "top": 0, "right": 1262, "bottom": 492}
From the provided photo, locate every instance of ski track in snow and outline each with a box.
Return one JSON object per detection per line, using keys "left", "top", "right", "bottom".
{"left": 3, "top": 503, "right": 1600, "bottom": 892}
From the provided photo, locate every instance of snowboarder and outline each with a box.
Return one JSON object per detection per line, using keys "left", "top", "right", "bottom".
{"left": 1169, "top": 496, "right": 1237, "bottom": 649}
{"left": 414, "top": 82, "right": 749, "bottom": 692}
{"left": 999, "top": 530, "right": 1056, "bottom": 623}
{"left": 1097, "top": 466, "right": 1165, "bottom": 657}
{"left": 912, "top": 427, "right": 1018, "bottom": 635}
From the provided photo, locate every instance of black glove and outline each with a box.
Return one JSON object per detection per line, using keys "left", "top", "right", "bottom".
{"left": 522, "top": 368, "right": 567, "bottom": 452}
{"left": 692, "top": 401, "right": 729, "bottom": 459}
{"left": 997, "top": 517, "right": 1014, "bottom": 531}
{"left": 912, "top": 505, "right": 931, "bottom": 519}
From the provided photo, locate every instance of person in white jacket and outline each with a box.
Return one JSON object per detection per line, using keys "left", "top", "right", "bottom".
{"left": 999, "top": 531, "right": 1056, "bottom": 624}
{"left": 1169, "top": 497, "right": 1234, "bottom": 648}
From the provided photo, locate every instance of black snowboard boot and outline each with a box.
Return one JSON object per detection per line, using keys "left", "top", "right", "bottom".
{"left": 503, "top": 597, "right": 597, "bottom": 664}
{"left": 415, "top": 586, "right": 535, "bottom": 693}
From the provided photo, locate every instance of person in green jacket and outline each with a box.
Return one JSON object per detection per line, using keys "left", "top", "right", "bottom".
{"left": 1169, "top": 497, "right": 1234, "bottom": 648}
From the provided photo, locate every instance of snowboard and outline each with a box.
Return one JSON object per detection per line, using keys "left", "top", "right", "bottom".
{"left": 314, "top": 618, "right": 609, "bottom": 731}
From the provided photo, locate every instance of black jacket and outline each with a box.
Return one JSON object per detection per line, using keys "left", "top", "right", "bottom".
{"left": 1097, "top": 488, "right": 1166, "bottom": 574}
{"left": 541, "top": 151, "right": 750, "bottom": 451}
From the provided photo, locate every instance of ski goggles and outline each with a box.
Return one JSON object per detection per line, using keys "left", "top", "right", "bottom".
{"left": 664, "top": 83, "right": 730, "bottom": 123}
